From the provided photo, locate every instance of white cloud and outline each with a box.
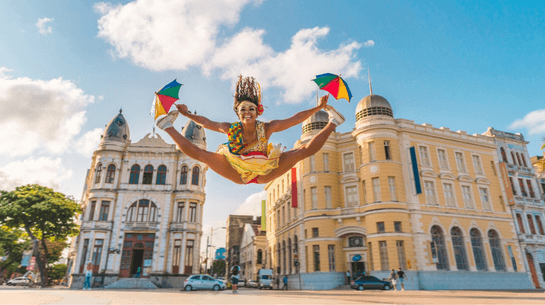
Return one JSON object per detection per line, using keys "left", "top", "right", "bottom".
{"left": 36, "top": 17, "right": 54, "bottom": 35}
{"left": 0, "top": 157, "right": 73, "bottom": 192}
{"left": 0, "top": 68, "right": 95, "bottom": 157}
{"left": 363, "top": 40, "right": 375, "bottom": 47}
{"left": 234, "top": 190, "right": 266, "bottom": 216}
{"left": 509, "top": 109, "right": 545, "bottom": 135}
{"left": 75, "top": 128, "right": 104, "bottom": 157}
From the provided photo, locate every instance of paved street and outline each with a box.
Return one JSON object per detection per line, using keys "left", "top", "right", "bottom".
{"left": 2, "top": 286, "right": 545, "bottom": 305}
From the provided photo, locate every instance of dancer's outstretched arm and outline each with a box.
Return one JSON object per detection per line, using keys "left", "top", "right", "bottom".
{"left": 265, "top": 95, "right": 328, "bottom": 137}
{"left": 175, "top": 104, "right": 231, "bottom": 134}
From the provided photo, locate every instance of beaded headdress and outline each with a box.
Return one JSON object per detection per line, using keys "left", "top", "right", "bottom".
{"left": 233, "top": 75, "right": 263, "bottom": 115}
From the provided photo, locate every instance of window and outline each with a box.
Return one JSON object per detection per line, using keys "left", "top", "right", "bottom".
{"left": 328, "top": 245, "right": 336, "bottom": 271}
{"left": 325, "top": 186, "right": 332, "bottom": 209}
{"left": 438, "top": 149, "right": 448, "bottom": 169}
{"left": 368, "top": 242, "right": 374, "bottom": 271}
{"left": 451, "top": 227, "right": 468, "bottom": 270}
{"left": 346, "top": 186, "right": 358, "bottom": 207}
{"left": 518, "top": 178, "right": 527, "bottom": 197}
{"left": 472, "top": 155, "right": 484, "bottom": 175}
{"left": 311, "top": 187, "right": 317, "bottom": 210}
{"left": 536, "top": 215, "right": 545, "bottom": 235}
{"left": 455, "top": 152, "right": 467, "bottom": 172}
{"left": 156, "top": 165, "right": 167, "bottom": 185}
{"left": 394, "top": 221, "right": 402, "bottom": 233}
{"left": 388, "top": 177, "right": 397, "bottom": 201}
{"left": 323, "top": 153, "right": 329, "bottom": 172}
{"left": 88, "top": 200, "right": 96, "bottom": 221}
{"left": 185, "top": 240, "right": 194, "bottom": 273}
{"left": 129, "top": 164, "right": 140, "bottom": 184}
{"left": 362, "top": 180, "right": 367, "bottom": 205}
{"left": 126, "top": 199, "right": 157, "bottom": 222}
{"left": 509, "top": 177, "right": 517, "bottom": 195}
{"left": 419, "top": 146, "right": 431, "bottom": 167}
{"left": 443, "top": 183, "right": 456, "bottom": 207}
{"left": 368, "top": 142, "right": 376, "bottom": 161}
{"left": 479, "top": 188, "right": 492, "bottom": 210}
{"left": 98, "top": 201, "right": 110, "bottom": 221}
{"left": 180, "top": 165, "right": 188, "bottom": 185}
{"left": 343, "top": 152, "right": 355, "bottom": 172}
{"left": 313, "top": 245, "right": 320, "bottom": 271}
{"left": 312, "top": 227, "right": 319, "bottom": 238}
{"left": 348, "top": 236, "right": 364, "bottom": 247}
{"left": 257, "top": 249, "right": 263, "bottom": 264}
{"left": 527, "top": 180, "right": 535, "bottom": 198}
{"left": 527, "top": 214, "right": 536, "bottom": 235}
{"left": 522, "top": 155, "right": 528, "bottom": 167}
{"left": 94, "top": 163, "right": 102, "bottom": 184}
{"left": 172, "top": 239, "right": 181, "bottom": 274}
{"left": 516, "top": 153, "right": 522, "bottom": 167}
{"left": 462, "top": 185, "right": 475, "bottom": 209}
{"left": 189, "top": 203, "right": 197, "bottom": 222}
{"left": 384, "top": 141, "right": 391, "bottom": 160}
{"left": 79, "top": 239, "right": 89, "bottom": 273}
{"left": 500, "top": 147, "right": 507, "bottom": 163}
{"left": 91, "top": 239, "right": 103, "bottom": 272}
{"left": 379, "top": 241, "right": 389, "bottom": 270}
{"left": 376, "top": 222, "right": 385, "bottom": 233}
{"left": 424, "top": 181, "right": 437, "bottom": 205}
{"left": 372, "top": 178, "right": 381, "bottom": 202}
{"left": 431, "top": 226, "right": 449, "bottom": 270}
{"left": 105, "top": 164, "right": 116, "bottom": 183}
{"left": 488, "top": 230, "right": 506, "bottom": 271}
{"left": 176, "top": 202, "right": 185, "bottom": 222}
{"left": 191, "top": 166, "right": 200, "bottom": 185}
{"left": 396, "top": 241, "right": 407, "bottom": 270}
{"left": 516, "top": 213, "right": 525, "bottom": 234}
{"left": 143, "top": 165, "right": 154, "bottom": 184}
{"left": 511, "top": 151, "right": 517, "bottom": 165}
{"left": 309, "top": 155, "right": 315, "bottom": 172}
{"left": 470, "top": 228, "right": 487, "bottom": 271}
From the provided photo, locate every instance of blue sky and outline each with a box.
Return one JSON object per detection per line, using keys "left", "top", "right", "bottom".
{"left": 1, "top": 0, "right": 544, "bottom": 252}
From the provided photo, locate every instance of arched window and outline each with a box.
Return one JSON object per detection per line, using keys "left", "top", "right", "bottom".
{"left": 522, "top": 155, "right": 528, "bottom": 167}
{"left": 126, "top": 199, "right": 157, "bottom": 222}
{"left": 288, "top": 238, "right": 292, "bottom": 274}
{"left": 511, "top": 152, "right": 517, "bottom": 165}
{"left": 192, "top": 166, "right": 200, "bottom": 185}
{"left": 143, "top": 165, "right": 154, "bottom": 185}
{"left": 516, "top": 153, "right": 522, "bottom": 167}
{"left": 277, "top": 243, "right": 281, "bottom": 274}
{"left": 451, "top": 227, "right": 468, "bottom": 270}
{"left": 500, "top": 147, "right": 507, "bottom": 163}
{"left": 282, "top": 241, "right": 286, "bottom": 275}
{"left": 180, "top": 165, "right": 188, "bottom": 185}
{"left": 470, "top": 228, "right": 487, "bottom": 271}
{"left": 527, "top": 214, "right": 536, "bottom": 235}
{"left": 129, "top": 164, "right": 140, "bottom": 184}
{"left": 516, "top": 213, "right": 526, "bottom": 234}
{"left": 156, "top": 165, "right": 167, "bottom": 185}
{"left": 105, "top": 164, "right": 116, "bottom": 184}
{"left": 257, "top": 249, "right": 263, "bottom": 265}
{"left": 430, "top": 225, "right": 449, "bottom": 270}
{"left": 488, "top": 230, "right": 506, "bottom": 271}
{"left": 536, "top": 215, "right": 545, "bottom": 235}
{"left": 94, "top": 163, "right": 103, "bottom": 184}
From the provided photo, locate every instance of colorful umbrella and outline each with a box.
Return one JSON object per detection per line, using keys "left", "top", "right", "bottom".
{"left": 312, "top": 73, "right": 353, "bottom": 102}
{"left": 152, "top": 79, "right": 183, "bottom": 120}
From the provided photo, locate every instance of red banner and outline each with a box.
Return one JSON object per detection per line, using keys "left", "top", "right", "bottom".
{"left": 291, "top": 168, "right": 298, "bottom": 208}
{"left": 499, "top": 162, "right": 515, "bottom": 205}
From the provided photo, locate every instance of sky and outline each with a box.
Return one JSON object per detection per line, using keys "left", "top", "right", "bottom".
{"left": 1, "top": 0, "right": 545, "bottom": 256}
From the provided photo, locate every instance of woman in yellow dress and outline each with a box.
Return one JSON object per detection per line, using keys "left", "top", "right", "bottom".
{"left": 157, "top": 75, "right": 344, "bottom": 185}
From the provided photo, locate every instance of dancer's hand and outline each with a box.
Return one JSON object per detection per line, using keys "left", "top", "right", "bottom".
{"left": 175, "top": 104, "right": 189, "bottom": 115}
{"left": 318, "top": 95, "right": 329, "bottom": 109}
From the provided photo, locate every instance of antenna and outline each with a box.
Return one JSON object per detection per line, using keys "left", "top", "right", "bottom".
{"left": 368, "top": 67, "right": 373, "bottom": 95}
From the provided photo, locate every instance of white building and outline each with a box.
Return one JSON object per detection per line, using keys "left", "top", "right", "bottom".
{"left": 239, "top": 222, "right": 266, "bottom": 282}
{"left": 69, "top": 110, "right": 207, "bottom": 288}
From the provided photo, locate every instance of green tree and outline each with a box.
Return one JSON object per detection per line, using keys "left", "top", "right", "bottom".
{"left": 0, "top": 184, "right": 81, "bottom": 287}
{"left": 212, "top": 259, "right": 226, "bottom": 277}
{"left": 48, "top": 264, "right": 67, "bottom": 283}
{"left": 0, "top": 226, "right": 31, "bottom": 279}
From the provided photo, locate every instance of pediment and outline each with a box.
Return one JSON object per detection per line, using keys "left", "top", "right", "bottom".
{"left": 421, "top": 170, "right": 438, "bottom": 178}
{"left": 439, "top": 172, "right": 456, "bottom": 180}
{"left": 133, "top": 133, "right": 172, "bottom": 148}
{"left": 458, "top": 174, "right": 474, "bottom": 182}
{"left": 475, "top": 177, "right": 491, "bottom": 185}
{"left": 341, "top": 174, "right": 360, "bottom": 184}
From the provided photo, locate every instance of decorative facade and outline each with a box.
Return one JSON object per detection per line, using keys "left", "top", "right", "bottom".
{"left": 239, "top": 222, "right": 266, "bottom": 282}
{"left": 69, "top": 110, "right": 207, "bottom": 288}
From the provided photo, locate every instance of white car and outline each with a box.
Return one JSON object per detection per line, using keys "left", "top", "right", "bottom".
{"left": 184, "top": 275, "right": 226, "bottom": 291}
{"left": 246, "top": 280, "right": 258, "bottom": 288}
{"left": 7, "top": 277, "right": 32, "bottom": 286}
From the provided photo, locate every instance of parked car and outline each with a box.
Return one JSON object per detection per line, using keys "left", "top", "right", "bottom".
{"left": 350, "top": 276, "right": 392, "bottom": 291}
{"left": 246, "top": 279, "right": 258, "bottom": 288}
{"left": 7, "top": 277, "right": 32, "bottom": 286}
{"left": 184, "top": 275, "right": 226, "bottom": 291}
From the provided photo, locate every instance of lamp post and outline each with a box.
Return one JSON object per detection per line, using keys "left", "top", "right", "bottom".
{"left": 205, "top": 226, "right": 226, "bottom": 275}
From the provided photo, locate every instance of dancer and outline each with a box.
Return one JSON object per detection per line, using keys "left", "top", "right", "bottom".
{"left": 156, "top": 75, "right": 345, "bottom": 185}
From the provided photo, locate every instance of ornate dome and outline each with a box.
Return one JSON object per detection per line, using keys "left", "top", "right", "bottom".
{"left": 182, "top": 120, "right": 206, "bottom": 146}
{"left": 302, "top": 110, "right": 329, "bottom": 134}
{"left": 355, "top": 94, "right": 393, "bottom": 121}
{"left": 102, "top": 110, "right": 130, "bottom": 142}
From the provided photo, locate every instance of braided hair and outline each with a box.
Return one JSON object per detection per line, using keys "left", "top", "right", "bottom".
{"left": 233, "top": 75, "right": 263, "bottom": 115}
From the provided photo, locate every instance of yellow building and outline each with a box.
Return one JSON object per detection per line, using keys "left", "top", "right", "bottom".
{"left": 264, "top": 92, "right": 533, "bottom": 290}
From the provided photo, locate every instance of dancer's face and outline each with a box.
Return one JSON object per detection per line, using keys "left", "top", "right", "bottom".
{"left": 237, "top": 101, "right": 258, "bottom": 123}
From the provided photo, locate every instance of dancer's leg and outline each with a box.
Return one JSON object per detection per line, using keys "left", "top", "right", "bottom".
{"left": 164, "top": 127, "right": 244, "bottom": 184}
{"left": 257, "top": 122, "right": 336, "bottom": 184}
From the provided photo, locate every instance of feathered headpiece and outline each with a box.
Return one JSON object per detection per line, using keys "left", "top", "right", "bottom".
{"left": 233, "top": 75, "right": 263, "bottom": 115}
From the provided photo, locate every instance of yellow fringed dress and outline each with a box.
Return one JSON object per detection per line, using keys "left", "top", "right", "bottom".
{"left": 216, "top": 121, "right": 281, "bottom": 184}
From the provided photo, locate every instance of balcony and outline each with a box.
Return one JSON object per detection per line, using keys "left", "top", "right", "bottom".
{"left": 81, "top": 221, "right": 113, "bottom": 231}
{"left": 124, "top": 221, "right": 160, "bottom": 231}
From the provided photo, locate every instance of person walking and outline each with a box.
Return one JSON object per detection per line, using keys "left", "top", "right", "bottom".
{"left": 397, "top": 268, "right": 408, "bottom": 291}
{"left": 83, "top": 262, "right": 92, "bottom": 290}
{"left": 282, "top": 276, "right": 288, "bottom": 290}
{"left": 388, "top": 269, "right": 397, "bottom": 291}
{"left": 276, "top": 277, "right": 280, "bottom": 290}
{"left": 230, "top": 262, "right": 241, "bottom": 294}
{"left": 346, "top": 270, "right": 351, "bottom": 285}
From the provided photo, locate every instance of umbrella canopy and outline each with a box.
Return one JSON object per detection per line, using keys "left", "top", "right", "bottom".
{"left": 312, "top": 73, "right": 353, "bottom": 102}
{"left": 152, "top": 79, "right": 183, "bottom": 120}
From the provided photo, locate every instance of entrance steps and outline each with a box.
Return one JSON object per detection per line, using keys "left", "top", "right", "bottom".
{"left": 104, "top": 278, "right": 158, "bottom": 289}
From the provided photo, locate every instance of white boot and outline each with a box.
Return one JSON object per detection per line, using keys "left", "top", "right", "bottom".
{"left": 156, "top": 110, "right": 179, "bottom": 130}
{"left": 324, "top": 105, "right": 345, "bottom": 126}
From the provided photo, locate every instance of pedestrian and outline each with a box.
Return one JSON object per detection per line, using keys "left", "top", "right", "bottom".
{"left": 282, "top": 275, "right": 288, "bottom": 290}
{"left": 276, "top": 277, "right": 280, "bottom": 290}
{"left": 388, "top": 269, "right": 397, "bottom": 291}
{"left": 346, "top": 270, "right": 351, "bottom": 285}
{"left": 83, "top": 262, "right": 92, "bottom": 290}
{"left": 397, "top": 268, "right": 407, "bottom": 291}
{"left": 231, "top": 262, "right": 241, "bottom": 294}
{"left": 136, "top": 267, "right": 141, "bottom": 278}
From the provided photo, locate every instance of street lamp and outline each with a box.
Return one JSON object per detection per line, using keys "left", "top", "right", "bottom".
{"left": 205, "top": 226, "right": 226, "bottom": 275}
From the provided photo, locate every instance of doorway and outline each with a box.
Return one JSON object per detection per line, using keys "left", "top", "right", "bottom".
{"left": 527, "top": 252, "right": 540, "bottom": 288}
{"left": 120, "top": 233, "right": 155, "bottom": 278}
{"left": 351, "top": 262, "right": 365, "bottom": 277}
{"left": 131, "top": 250, "right": 144, "bottom": 277}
